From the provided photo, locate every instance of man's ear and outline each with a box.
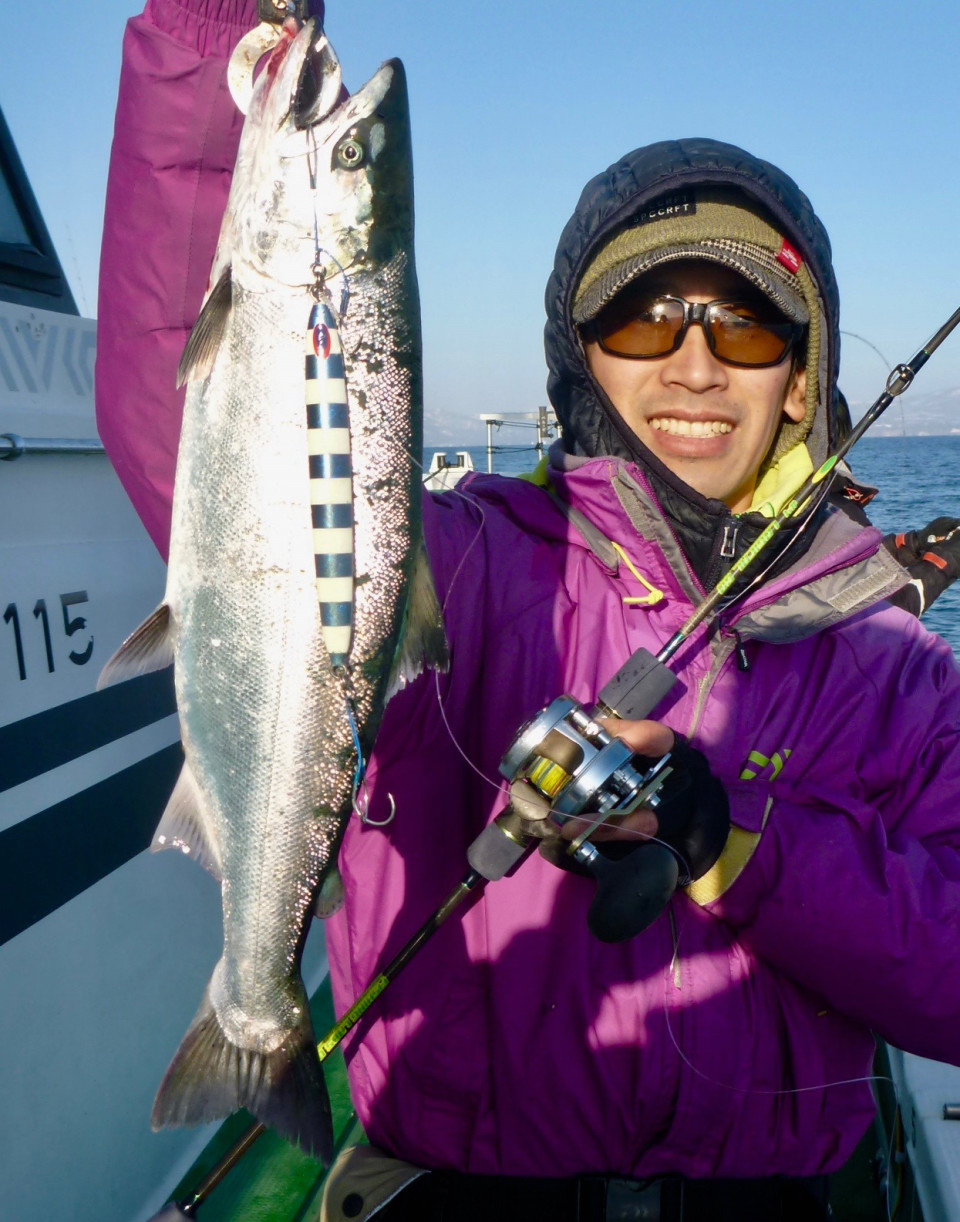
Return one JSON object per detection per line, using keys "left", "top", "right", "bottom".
{"left": 783, "top": 365, "right": 807, "bottom": 423}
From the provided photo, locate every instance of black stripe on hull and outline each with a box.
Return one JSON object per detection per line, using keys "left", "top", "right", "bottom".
{"left": 0, "top": 669, "right": 176, "bottom": 795}
{"left": 0, "top": 742, "right": 183, "bottom": 946}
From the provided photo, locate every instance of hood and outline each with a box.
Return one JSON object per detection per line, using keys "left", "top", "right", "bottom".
{"left": 542, "top": 139, "right": 853, "bottom": 585}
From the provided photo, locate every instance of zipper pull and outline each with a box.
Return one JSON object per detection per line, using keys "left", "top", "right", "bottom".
{"left": 733, "top": 629, "right": 750, "bottom": 673}
{"left": 720, "top": 522, "right": 739, "bottom": 559}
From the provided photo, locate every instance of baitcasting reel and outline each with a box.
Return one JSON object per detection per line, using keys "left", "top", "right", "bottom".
{"left": 500, "top": 695, "right": 674, "bottom": 835}
{"left": 467, "top": 648, "right": 692, "bottom": 943}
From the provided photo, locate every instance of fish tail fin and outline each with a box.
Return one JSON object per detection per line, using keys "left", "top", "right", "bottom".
{"left": 151, "top": 976, "right": 333, "bottom": 1163}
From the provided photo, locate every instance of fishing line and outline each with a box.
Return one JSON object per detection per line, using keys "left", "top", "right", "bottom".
{"left": 307, "top": 126, "right": 350, "bottom": 317}
{"left": 429, "top": 666, "right": 692, "bottom": 869}
{"left": 346, "top": 703, "right": 363, "bottom": 785}
{"left": 711, "top": 472, "right": 837, "bottom": 624}
{"left": 413, "top": 454, "right": 694, "bottom": 862}
{"left": 660, "top": 932, "right": 904, "bottom": 1222}
{"left": 842, "top": 329, "right": 906, "bottom": 440}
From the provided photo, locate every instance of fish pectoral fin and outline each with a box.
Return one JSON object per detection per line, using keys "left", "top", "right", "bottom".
{"left": 152, "top": 971, "right": 334, "bottom": 1164}
{"left": 152, "top": 763, "right": 223, "bottom": 880}
{"left": 386, "top": 539, "right": 450, "bottom": 701}
{"left": 97, "top": 603, "right": 174, "bottom": 689}
{"left": 177, "top": 267, "right": 233, "bottom": 387}
{"left": 313, "top": 865, "right": 345, "bottom": 919}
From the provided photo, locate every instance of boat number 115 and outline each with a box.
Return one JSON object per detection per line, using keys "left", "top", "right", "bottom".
{"left": 3, "top": 591, "right": 93, "bottom": 681}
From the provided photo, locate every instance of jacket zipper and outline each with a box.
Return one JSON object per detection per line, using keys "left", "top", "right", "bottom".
{"left": 702, "top": 516, "right": 740, "bottom": 590}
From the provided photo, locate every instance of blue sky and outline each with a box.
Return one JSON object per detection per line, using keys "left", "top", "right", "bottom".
{"left": 4, "top": 0, "right": 960, "bottom": 441}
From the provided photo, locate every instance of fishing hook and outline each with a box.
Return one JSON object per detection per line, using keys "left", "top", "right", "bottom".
{"left": 354, "top": 787, "right": 397, "bottom": 827}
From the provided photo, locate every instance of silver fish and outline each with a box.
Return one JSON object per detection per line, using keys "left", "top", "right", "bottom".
{"left": 100, "top": 19, "right": 446, "bottom": 1158}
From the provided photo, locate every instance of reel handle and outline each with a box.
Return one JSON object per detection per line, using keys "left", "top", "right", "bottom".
{"left": 574, "top": 839, "right": 680, "bottom": 943}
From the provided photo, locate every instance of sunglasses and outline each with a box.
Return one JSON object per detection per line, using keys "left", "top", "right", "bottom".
{"left": 585, "top": 291, "right": 805, "bottom": 369}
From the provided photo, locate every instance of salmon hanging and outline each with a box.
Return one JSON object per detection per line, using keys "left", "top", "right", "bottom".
{"left": 305, "top": 295, "right": 354, "bottom": 666}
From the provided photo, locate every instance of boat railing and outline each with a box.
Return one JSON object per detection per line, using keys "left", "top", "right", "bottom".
{"left": 0, "top": 433, "right": 104, "bottom": 459}
{"left": 478, "top": 406, "right": 560, "bottom": 473}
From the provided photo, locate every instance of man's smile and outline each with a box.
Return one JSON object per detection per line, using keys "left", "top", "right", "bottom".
{"left": 648, "top": 417, "right": 734, "bottom": 437}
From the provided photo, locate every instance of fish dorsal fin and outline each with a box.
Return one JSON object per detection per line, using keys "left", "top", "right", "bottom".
{"left": 177, "top": 267, "right": 233, "bottom": 387}
{"left": 152, "top": 762, "right": 223, "bottom": 881}
{"left": 386, "top": 540, "right": 450, "bottom": 701}
{"left": 97, "top": 604, "right": 173, "bottom": 689}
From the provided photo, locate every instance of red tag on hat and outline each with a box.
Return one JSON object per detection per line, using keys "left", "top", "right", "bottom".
{"left": 777, "top": 239, "right": 802, "bottom": 274}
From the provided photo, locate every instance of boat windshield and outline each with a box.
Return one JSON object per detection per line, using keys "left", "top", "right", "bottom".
{"left": 0, "top": 104, "right": 77, "bottom": 314}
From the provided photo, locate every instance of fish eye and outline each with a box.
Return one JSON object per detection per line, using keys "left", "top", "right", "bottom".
{"left": 336, "top": 137, "right": 365, "bottom": 170}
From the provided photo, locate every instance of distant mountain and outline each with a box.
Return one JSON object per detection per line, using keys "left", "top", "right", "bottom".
{"left": 848, "top": 386, "right": 960, "bottom": 436}
{"left": 426, "top": 385, "right": 960, "bottom": 446}
{"left": 424, "top": 405, "right": 489, "bottom": 446}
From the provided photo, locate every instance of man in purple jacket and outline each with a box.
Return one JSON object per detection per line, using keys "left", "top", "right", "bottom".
{"left": 315, "top": 144, "right": 960, "bottom": 1222}
{"left": 96, "top": 5, "right": 960, "bottom": 1222}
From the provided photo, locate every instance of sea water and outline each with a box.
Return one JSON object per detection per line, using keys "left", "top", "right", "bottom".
{"left": 425, "top": 435, "right": 960, "bottom": 654}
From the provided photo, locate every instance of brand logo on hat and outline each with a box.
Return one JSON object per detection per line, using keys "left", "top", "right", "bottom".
{"left": 630, "top": 191, "right": 696, "bottom": 227}
{"left": 776, "top": 239, "right": 802, "bottom": 274}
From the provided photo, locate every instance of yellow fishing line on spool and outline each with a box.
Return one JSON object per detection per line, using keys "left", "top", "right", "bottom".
{"left": 527, "top": 756, "right": 571, "bottom": 798}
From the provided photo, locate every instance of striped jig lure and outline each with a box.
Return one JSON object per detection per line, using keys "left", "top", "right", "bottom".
{"left": 306, "top": 296, "right": 353, "bottom": 665}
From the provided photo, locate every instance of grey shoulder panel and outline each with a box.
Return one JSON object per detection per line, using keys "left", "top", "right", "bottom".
{"left": 542, "top": 485, "right": 619, "bottom": 570}
{"left": 736, "top": 543, "right": 907, "bottom": 644}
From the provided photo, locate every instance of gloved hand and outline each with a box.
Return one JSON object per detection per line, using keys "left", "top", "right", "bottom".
{"left": 651, "top": 736, "right": 730, "bottom": 883}
{"left": 525, "top": 723, "right": 729, "bottom": 888}
{"left": 886, "top": 516, "right": 960, "bottom": 578}
{"left": 554, "top": 726, "right": 730, "bottom": 942}
{"left": 885, "top": 516, "right": 960, "bottom": 617}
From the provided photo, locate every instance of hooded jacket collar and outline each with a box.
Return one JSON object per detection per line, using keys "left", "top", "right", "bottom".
{"left": 521, "top": 451, "right": 907, "bottom": 642}
{"left": 543, "top": 138, "right": 851, "bottom": 586}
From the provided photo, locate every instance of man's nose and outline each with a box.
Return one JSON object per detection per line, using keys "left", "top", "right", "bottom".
{"left": 662, "top": 320, "right": 728, "bottom": 392}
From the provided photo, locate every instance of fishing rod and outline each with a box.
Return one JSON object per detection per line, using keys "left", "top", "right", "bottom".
{"left": 153, "top": 872, "right": 485, "bottom": 1219}
{"left": 154, "top": 304, "right": 960, "bottom": 1220}
{"left": 656, "top": 303, "right": 960, "bottom": 665}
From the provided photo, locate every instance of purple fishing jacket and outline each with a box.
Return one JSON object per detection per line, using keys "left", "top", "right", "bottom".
{"left": 97, "top": 0, "right": 960, "bottom": 1183}
{"left": 325, "top": 459, "right": 960, "bottom": 1178}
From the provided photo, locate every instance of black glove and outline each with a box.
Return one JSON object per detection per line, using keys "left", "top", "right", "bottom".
{"left": 885, "top": 517, "right": 960, "bottom": 616}
{"left": 652, "top": 737, "right": 730, "bottom": 883}
{"left": 535, "top": 738, "right": 729, "bottom": 880}
{"left": 535, "top": 738, "right": 730, "bottom": 942}
{"left": 886, "top": 516, "right": 960, "bottom": 573}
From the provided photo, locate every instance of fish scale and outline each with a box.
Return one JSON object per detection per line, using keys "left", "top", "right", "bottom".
{"left": 171, "top": 281, "right": 354, "bottom": 1048}
{"left": 340, "top": 245, "right": 423, "bottom": 745}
